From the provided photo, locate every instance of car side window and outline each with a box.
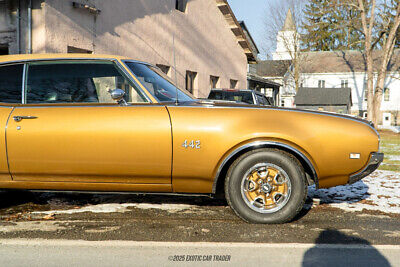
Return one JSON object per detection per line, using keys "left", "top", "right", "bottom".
{"left": 208, "top": 90, "right": 223, "bottom": 100}
{"left": 0, "top": 64, "right": 23, "bottom": 103}
{"left": 264, "top": 96, "right": 272, "bottom": 106}
{"left": 256, "top": 94, "right": 265, "bottom": 106}
{"left": 26, "top": 61, "right": 147, "bottom": 104}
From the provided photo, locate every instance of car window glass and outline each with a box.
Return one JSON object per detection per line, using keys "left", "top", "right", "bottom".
{"left": 126, "top": 62, "right": 194, "bottom": 103}
{"left": 256, "top": 95, "right": 264, "bottom": 105}
{"left": 225, "top": 91, "right": 253, "bottom": 104}
{"left": 26, "top": 61, "right": 147, "bottom": 104}
{"left": 264, "top": 96, "right": 272, "bottom": 106}
{"left": 208, "top": 91, "right": 223, "bottom": 100}
{"left": 0, "top": 64, "right": 23, "bottom": 103}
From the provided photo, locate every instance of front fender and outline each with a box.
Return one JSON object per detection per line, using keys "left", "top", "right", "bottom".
{"left": 167, "top": 106, "right": 379, "bottom": 193}
{"left": 211, "top": 140, "right": 319, "bottom": 193}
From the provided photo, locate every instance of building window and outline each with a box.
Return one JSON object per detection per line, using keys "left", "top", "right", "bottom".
{"left": 186, "top": 71, "right": 197, "bottom": 94}
{"left": 67, "top": 46, "right": 92, "bottom": 54}
{"left": 175, "top": 0, "right": 187, "bottom": 12}
{"left": 156, "top": 64, "right": 171, "bottom": 76}
{"left": 230, "top": 79, "right": 238, "bottom": 89}
{"left": 0, "top": 46, "right": 9, "bottom": 55}
{"left": 341, "top": 80, "right": 348, "bottom": 88}
{"left": 210, "top": 75, "right": 219, "bottom": 89}
{"left": 384, "top": 88, "right": 390, "bottom": 101}
{"left": 318, "top": 80, "right": 325, "bottom": 88}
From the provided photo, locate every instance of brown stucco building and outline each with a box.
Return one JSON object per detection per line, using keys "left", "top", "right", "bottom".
{"left": 0, "top": 0, "right": 255, "bottom": 97}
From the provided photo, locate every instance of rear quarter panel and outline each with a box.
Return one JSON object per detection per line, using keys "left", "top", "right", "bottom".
{"left": 168, "top": 106, "right": 379, "bottom": 193}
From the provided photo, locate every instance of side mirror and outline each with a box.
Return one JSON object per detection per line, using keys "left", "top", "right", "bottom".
{"left": 109, "top": 89, "right": 128, "bottom": 106}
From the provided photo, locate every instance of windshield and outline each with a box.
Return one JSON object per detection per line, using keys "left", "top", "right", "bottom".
{"left": 125, "top": 62, "right": 195, "bottom": 103}
{"left": 208, "top": 90, "right": 254, "bottom": 104}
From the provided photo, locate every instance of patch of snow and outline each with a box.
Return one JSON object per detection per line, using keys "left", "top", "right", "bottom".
{"left": 85, "top": 226, "right": 120, "bottom": 233}
{"left": 0, "top": 221, "right": 66, "bottom": 233}
{"left": 378, "top": 125, "right": 400, "bottom": 133}
{"left": 387, "top": 155, "right": 400, "bottom": 161}
{"left": 129, "top": 203, "right": 194, "bottom": 211}
{"left": 380, "top": 144, "right": 397, "bottom": 149}
{"left": 30, "top": 171, "right": 400, "bottom": 216}
{"left": 32, "top": 203, "right": 195, "bottom": 215}
{"left": 383, "top": 230, "right": 400, "bottom": 238}
{"left": 309, "top": 170, "right": 400, "bottom": 214}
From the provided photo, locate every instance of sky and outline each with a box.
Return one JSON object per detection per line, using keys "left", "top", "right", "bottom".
{"left": 227, "top": 0, "right": 269, "bottom": 58}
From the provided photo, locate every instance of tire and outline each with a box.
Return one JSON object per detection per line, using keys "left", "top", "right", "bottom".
{"left": 225, "top": 148, "right": 307, "bottom": 224}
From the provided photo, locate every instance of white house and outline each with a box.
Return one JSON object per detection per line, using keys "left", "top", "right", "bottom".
{"left": 259, "top": 9, "right": 298, "bottom": 108}
{"left": 258, "top": 9, "right": 400, "bottom": 126}
{"left": 294, "top": 50, "right": 400, "bottom": 126}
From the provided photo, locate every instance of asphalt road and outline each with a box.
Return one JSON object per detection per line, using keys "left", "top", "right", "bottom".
{"left": 0, "top": 191, "right": 399, "bottom": 245}
{"left": 0, "top": 240, "right": 399, "bottom": 267}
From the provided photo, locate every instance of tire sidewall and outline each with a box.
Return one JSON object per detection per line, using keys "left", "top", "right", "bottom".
{"left": 226, "top": 150, "right": 306, "bottom": 224}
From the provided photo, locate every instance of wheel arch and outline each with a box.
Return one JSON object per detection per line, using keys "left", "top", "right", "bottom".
{"left": 212, "top": 141, "right": 319, "bottom": 195}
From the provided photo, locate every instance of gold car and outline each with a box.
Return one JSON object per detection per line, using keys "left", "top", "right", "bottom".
{"left": 0, "top": 54, "right": 383, "bottom": 223}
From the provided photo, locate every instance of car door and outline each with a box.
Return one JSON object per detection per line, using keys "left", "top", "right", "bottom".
{"left": 6, "top": 60, "right": 172, "bottom": 187}
{"left": 0, "top": 64, "right": 24, "bottom": 182}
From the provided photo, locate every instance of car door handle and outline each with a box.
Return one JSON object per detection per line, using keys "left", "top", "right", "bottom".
{"left": 13, "top": 116, "right": 38, "bottom": 122}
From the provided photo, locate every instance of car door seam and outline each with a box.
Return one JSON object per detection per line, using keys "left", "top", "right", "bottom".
{"left": 5, "top": 106, "right": 15, "bottom": 180}
{"left": 165, "top": 106, "right": 174, "bottom": 191}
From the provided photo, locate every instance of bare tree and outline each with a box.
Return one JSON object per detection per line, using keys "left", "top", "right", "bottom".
{"left": 264, "top": 0, "right": 307, "bottom": 92}
{"left": 350, "top": 0, "right": 400, "bottom": 125}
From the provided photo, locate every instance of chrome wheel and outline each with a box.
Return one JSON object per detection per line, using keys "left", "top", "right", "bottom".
{"left": 240, "top": 163, "right": 291, "bottom": 213}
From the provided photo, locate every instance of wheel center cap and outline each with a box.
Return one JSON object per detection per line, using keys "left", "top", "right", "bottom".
{"left": 261, "top": 183, "right": 272, "bottom": 193}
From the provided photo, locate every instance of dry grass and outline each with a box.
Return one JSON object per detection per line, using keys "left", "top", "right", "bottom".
{"left": 379, "top": 131, "right": 400, "bottom": 172}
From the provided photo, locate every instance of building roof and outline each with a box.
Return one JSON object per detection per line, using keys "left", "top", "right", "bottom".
{"left": 247, "top": 73, "right": 281, "bottom": 88}
{"left": 256, "top": 50, "right": 400, "bottom": 77}
{"left": 282, "top": 9, "right": 295, "bottom": 31}
{"left": 216, "top": 0, "right": 258, "bottom": 64}
{"left": 299, "top": 50, "right": 400, "bottom": 73}
{"left": 295, "top": 87, "right": 352, "bottom": 105}
{"left": 256, "top": 60, "right": 291, "bottom": 77}
{"left": 239, "top": 21, "right": 260, "bottom": 55}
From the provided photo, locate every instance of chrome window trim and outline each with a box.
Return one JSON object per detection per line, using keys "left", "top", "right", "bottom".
{"left": 212, "top": 141, "right": 318, "bottom": 194}
{"left": 15, "top": 58, "right": 152, "bottom": 104}
{"left": 252, "top": 92, "right": 257, "bottom": 105}
{"left": 0, "top": 63, "right": 25, "bottom": 105}
{"left": 113, "top": 60, "right": 152, "bottom": 103}
{"left": 121, "top": 59, "right": 155, "bottom": 67}
{"left": 121, "top": 60, "right": 196, "bottom": 103}
{"left": 121, "top": 60, "right": 161, "bottom": 103}
{"left": 21, "top": 64, "right": 27, "bottom": 104}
